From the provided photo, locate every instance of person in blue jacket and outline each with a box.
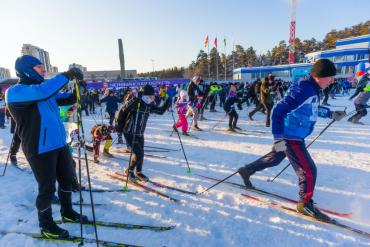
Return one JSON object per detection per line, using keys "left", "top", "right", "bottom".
{"left": 5, "top": 55, "right": 87, "bottom": 239}
{"left": 238, "top": 59, "right": 346, "bottom": 221}
{"left": 100, "top": 90, "right": 121, "bottom": 125}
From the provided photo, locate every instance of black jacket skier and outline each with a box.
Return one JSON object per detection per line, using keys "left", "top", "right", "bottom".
{"left": 115, "top": 85, "right": 171, "bottom": 182}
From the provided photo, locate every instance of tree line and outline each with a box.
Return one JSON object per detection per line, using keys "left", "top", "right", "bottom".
{"left": 138, "top": 20, "right": 369, "bottom": 80}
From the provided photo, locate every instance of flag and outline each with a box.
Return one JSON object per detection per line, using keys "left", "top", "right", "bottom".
{"left": 204, "top": 35, "right": 209, "bottom": 48}
{"left": 214, "top": 37, "right": 218, "bottom": 49}
{"left": 224, "top": 37, "right": 226, "bottom": 47}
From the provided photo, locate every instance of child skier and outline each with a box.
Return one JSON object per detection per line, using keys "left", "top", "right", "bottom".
{"left": 91, "top": 124, "right": 114, "bottom": 163}
{"left": 223, "top": 83, "right": 242, "bottom": 132}
{"left": 174, "top": 90, "right": 190, "bottom": 136}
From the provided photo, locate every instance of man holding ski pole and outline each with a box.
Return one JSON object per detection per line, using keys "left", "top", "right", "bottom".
{"left": 238, "top": 59, "right": 346, "bottom": 221}
{"left": 5, "top": 55, "right": 88, "bottom": 239}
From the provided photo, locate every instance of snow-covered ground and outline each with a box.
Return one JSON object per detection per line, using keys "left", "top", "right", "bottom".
{"left": 0, "top": 94, "right": 369, "bottom": 247}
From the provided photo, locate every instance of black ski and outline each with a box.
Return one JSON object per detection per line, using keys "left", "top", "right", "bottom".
{"left": 115, "top": 172, "right": 197, "bottom": 195}
{"left": 107, "top": 173, "right": 181, "bottom": 203}
{"left": 80, "top": 187, "right": 131, "bottom": 193}
{"left": 55, "top": 219, "right": 175, "bottom": 231}
{"left": 0, "top": 230, "right": 141, "bottom": 247}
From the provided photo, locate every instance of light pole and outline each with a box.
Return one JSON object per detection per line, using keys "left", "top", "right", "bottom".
{"left": 150, "top": 59, "right": 155, "bottom": 76}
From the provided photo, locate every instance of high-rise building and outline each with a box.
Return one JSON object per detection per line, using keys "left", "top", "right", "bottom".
{"left": 21, "top": 44, "right": 52, "bottom": 73}
{"left": 0, "top": 67, "right": 11, "bottom": 80}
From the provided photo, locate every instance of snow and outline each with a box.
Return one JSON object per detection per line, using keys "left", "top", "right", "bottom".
{"left": 0, "top": 94, "right": 369, "bottom": 247}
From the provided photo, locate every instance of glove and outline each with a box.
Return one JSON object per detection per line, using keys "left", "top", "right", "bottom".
{"left": 331, "top": 111, "right": 346, "bottom": 121}
{"left": 273, "top": 140, "right": 287, "bottom": 152}
{"left": 63, "top": 68, "right": 84, "bottom": 81}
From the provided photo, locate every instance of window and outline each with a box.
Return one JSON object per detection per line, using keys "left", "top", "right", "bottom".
{"left": 334, "top": 56, "right": 345, "bottom": 62}
{"left": 345, "top": 55, "right": 355, "bottom": 61}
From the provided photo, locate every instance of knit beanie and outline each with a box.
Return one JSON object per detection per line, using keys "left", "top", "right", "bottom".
{"left": 143, "top": 85, "right": 155, "bottom": 96}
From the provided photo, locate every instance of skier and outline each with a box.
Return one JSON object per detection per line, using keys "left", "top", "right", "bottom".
{"left": 349, "top": 72, "right": 369, "bottom": 100}
{"left": 5, "top": 55, "right": 88, "bottom": 239}
{"left": 348, "top": 84, "right": 370, "bottom": 124}
{"left": 238, "top": 59, "right": 346, "bottom": 221}
{"left": 100, "top": 89, "right": 121, "bottom": 126}
{"left": 223, "top": 83, "right": 243, "bottom": 131}
{"left": 91, "top": 124, "right": 114, "bottom": 163}
{"left": 115, "top": 85, "right": 171, "bottom": 182}
{"left": 186, "top": 75, "right": 203, "bottom": 130}
{"left": 0, "top": 90, "right": 5, "bottom": 128}
{"left": 174, "top": 90, "right": 190, "bottom": 136}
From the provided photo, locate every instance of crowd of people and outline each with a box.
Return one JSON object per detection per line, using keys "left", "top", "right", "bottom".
{"left": 1, "top": 54, "right": 370, "bottom": 239}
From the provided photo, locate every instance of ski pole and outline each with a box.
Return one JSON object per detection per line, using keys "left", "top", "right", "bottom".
{"left": 198, "top": 170, "right": 239, "bottom": 194}
{"left": 1, "top": 134, "right": 15, "bottom": 177}
{"left": 74, "top": 81, "right": 100, "bottom": 247}
{"left": 268, "top": 107, "right": 356, "bottom": 183}
{"left": 210, "top": 114, "right": 227, "bottom": 130}
{"left": 170, "top": 108, "right": 192, "bottom": 174}
{"left": 124, "top": 102, "right": 141, "bottom": 190}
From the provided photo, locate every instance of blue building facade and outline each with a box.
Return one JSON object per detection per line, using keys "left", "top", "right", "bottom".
{"left": 233, "top": 34, "right": 370, "bottom": 82}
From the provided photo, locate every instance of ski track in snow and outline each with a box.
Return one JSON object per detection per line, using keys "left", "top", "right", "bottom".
{"left": 0, "top": 94, "right": 370, "bottom": 246}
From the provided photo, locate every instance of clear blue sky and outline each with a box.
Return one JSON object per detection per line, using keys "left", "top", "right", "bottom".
{"left": 1, "top": 0, "right": 369, "bottom": 76}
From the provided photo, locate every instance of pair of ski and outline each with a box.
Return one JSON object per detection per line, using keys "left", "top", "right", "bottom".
{"left": 111, "top": 149, "right": 167, "bottom": 159}
{"left": 0, "top": 231, "right": 140, "bottom": 247}
{"left": 108, "top": 172, "right": 196, "bottom": 204}
{"left": 197, "top": 174, "right": 370, "bottom": 239}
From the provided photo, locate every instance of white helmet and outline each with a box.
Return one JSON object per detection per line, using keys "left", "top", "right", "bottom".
{"left": 179, "top": 90, "right": 188, "bottom": 101}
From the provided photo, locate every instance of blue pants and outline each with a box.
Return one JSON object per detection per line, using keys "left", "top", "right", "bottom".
{"left": 245, "top": 140, "right": 317, "bottom": 203}
{"left": 0, "top": 111, "right": 5, "bottom": 127}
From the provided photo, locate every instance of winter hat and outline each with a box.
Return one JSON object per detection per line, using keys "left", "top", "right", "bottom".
{"left": 143, "top": 85, "right": 155, "bottom": 95}
{"left": 15, "top": 55, "right": 44, "bottom": 83}
{"left": 311, "top": 59, "right": 336, "bottom": 78}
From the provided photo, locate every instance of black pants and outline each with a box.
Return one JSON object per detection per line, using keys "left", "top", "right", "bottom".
{"left": 348, "top": 104, "right": 367, "bottom": 122}
{"left": 124, "top": 134, "right": 144, "bottom": 172}
{"left": 228, "top": 109, "right": 238, "bottom": 128}
{"left": 263, "top": 103, "right": 273, "bottom": 126}
{"left": 108, "top": 112, "right": 115, "bottom": 126}
{"left": 27, "top": 145, "right": 75, "bottom": 227}
{"left": 209, "top": 95, "right": 216, "bottom": 111}
{"left": 10, "top": 132, "right": 21, "bottom": 156}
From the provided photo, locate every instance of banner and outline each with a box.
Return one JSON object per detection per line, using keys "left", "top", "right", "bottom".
{"left": 86, "top": 78, "right": 190, "bottom": 89}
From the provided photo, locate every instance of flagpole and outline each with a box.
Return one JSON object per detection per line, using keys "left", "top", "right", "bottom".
{"left": 232, "top": 40, "right": 235, "bottom": 82}
{"left": 216, "top": 38, "right": 219, "bottom": 81}
{"left": 207, "top": 43, "right": 211, "bottom": 80}
{"left": 224, "top": 37, "right": 227, "bottom": 81}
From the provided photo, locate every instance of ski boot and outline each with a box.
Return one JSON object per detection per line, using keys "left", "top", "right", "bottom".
{"left": 41, "top": 222, "right": 69, "bottom": 239}
{"left": 227, "top": 127, "right": 236, "bottom": 132}
{"left": 192, "top": 125, "right": 202, "bottom": 131}
{"left": 248, "top": 113, "right": 254, "bottom": 121}
{"left": 39, "top": 207, "right": 69, "bottom": 239}
{"left": 182, "top": 131, "right": 190, "bottom": 136}
{"left": 126, "top": 169, "right": 137, "bottom": 183}
{"left": 233, "top": 126, "right": 242, "bottom": 131}
{"left": 117, "top": 136, "right": 124, "bottom": 144}
{"left": 61, "top": 209, "right": 89, "bottom": 223}
{"left": 172, "top": 124, "right": 179, "bottom": 133}
{"left": 93, "top": 155, "right": 100, "bottom": 163}
{"left": 238, "top": 166, "right": 255, "bottom": 188}
{"left": 103, "top": 149, "right": 114, "bottom": 158}
{"left": 10, "top": 154, "right": 17, "bottom": 165}
{"left": 135, "top": 171, "right": 149, "bottom": 182}
{"left": 296, "top": 200, "right": 334, "bottom": 223}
